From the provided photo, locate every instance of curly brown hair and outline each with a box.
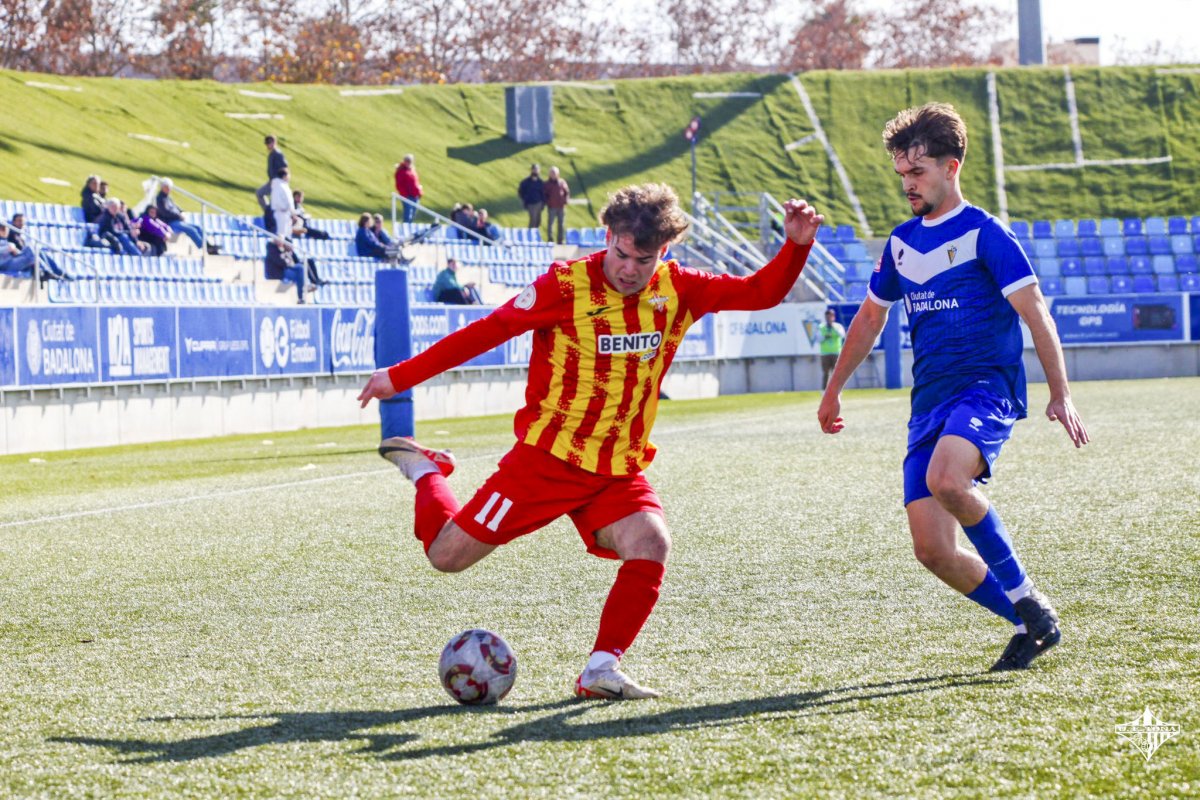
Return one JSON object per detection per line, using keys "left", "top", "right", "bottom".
{"left": 883, "top": 103, "right": 968, "bottom": 163}
{"left": 599, "top": 183, "right": 690, "bottom": 252}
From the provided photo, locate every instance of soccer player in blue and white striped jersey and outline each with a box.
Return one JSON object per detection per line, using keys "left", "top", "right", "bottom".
{"left": 818, "top": 103, "right": 1089, "bottom": 671}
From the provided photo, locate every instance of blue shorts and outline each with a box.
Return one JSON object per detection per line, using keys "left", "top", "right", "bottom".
{"left": 902, "top": 385, "right": 1019, "bottom": 506}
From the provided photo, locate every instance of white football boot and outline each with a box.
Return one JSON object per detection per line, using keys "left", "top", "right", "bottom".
{"left": 575, "top": 665, "right": 661, "bottom": 700}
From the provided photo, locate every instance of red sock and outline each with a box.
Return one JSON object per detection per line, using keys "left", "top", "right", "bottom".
{"left": 414, "top": 473, "right": 459, "bottom": 553}
{"left": 591, "top": 559, "right": 666, "bottom": 659}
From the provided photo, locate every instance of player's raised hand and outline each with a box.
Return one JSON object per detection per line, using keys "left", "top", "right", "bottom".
{"left": 817, "top": 389, "right": 845, "bottom": 434}
{"left": 357, "top": 368, "right": 398, "bottom": 408}
{"left": 782, "top": 199, "right": 824, "bottom": 245}
{"left": 1046, "top": 396, "right": 1088, "bottom": 448}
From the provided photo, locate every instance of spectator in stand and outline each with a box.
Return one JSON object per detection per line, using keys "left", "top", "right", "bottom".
{"left": 544, "top": 166, "right": 570, "bottom": 244}
{"left": 256, "top": 135, "right": 289, "bottom": 233}
{"left": 450, "top": 202, "right": 477, "bottom": 234}
{"left": 371, "top": 213, "right": 393, "bottom": 247}
{"left": 355, "top": 212, "right": 389, "bottom": 260}
{"left": 138, "top": 205, "right": 172, "bottom": 256}
{"left": 155, "top": 179, "right": 205, "bottom": 249}
{"left": 432, "top": 257, "right": 481, "bottom": 305}
{"left": 518, "top": 164, "right": 545, "bottom": 230}
{"left": 473, "top": 208, "right": 500, "bottom": 243}
{"left": 394, "top": 154, "right": 423, "bottom": 223}
{"left": 98, "top": 199, "right": 144, "bottom": 256}
{"left": 265, "top": 240, "right": 308, "bottom": 304}
{"left": 116, "top": 200, "right": 146, "bottom": 249}
{"left": 1, "top": 219, "right": 68, "bottom": 282}
{"left": 292, "top": 190, "right": 331, "bottom": 240}
{"left": 80, "top": 175, "right": 105, "bottom": 223}
{"left": 270, "top": 168, "right": 296, "bottom": 243}
{"left": 98, "top": 180, "right": 109, "bottom": 202}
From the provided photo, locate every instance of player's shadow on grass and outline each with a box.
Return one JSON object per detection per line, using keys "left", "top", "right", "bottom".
{"left": 50, "top": 673, "right": 1001, "bottom": 764}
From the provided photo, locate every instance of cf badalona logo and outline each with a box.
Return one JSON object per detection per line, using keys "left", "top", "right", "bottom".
{"left": 259, "top": 315, "right": 290, "bottom": 369}
{"left": 1116, "top": 707, "right": 1181, "bottom": 762}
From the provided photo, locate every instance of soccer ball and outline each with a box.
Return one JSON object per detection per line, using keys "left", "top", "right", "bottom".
{"left": 437, "top": 629, "right": 517, "bottom": 705}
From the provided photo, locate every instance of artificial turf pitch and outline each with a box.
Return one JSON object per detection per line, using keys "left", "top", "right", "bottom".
{"left": 1, "top": 379, "right": 1196, "bottom": 797}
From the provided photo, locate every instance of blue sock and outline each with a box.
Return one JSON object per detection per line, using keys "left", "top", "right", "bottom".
{"left": 962, "top": 505, "right": 1027, "bottom": 592}
{"left": 965, "top": 569, "right": 1021, "bottom": 625}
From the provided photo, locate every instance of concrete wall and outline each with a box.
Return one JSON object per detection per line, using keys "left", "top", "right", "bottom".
{"left": 3, "top": 345, "right": 1197, "bottom": 455}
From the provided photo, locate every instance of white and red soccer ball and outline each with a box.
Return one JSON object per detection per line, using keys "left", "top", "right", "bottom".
{"left": 438, "top": 629, "right": 517, "bottom": 705}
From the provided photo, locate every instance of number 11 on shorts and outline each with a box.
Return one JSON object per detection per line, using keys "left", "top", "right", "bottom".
{"left": 474, "top": 492, "right": 513, "bottom": 532}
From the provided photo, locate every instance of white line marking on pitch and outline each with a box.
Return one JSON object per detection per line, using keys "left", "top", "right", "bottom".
{"left": 128, "top": 133, "right": 190, "bottom": 148}
{"left": 239, "top": 89, "right": 292, "bottom": 101}
{"left": 25, "top": 80, "right": 81, "bottom": 92}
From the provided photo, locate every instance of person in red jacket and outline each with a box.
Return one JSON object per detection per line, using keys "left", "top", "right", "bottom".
{"left": 393, "top": 154, "right": 423, "bottom": 223}
{"left": 358, "top": 183, "right": 823, "bottom": 700}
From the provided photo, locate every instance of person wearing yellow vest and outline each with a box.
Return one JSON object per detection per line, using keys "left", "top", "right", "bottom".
{"left": 818, "top": 308, "right": 846, "bottom": 389}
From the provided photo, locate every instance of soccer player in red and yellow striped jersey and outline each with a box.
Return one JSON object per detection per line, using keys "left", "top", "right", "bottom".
{"left": 358, "top": 184, "right": 823, "bottom": 699}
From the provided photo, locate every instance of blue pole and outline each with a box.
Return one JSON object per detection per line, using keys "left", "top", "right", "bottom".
{"left": 883, "top": 306, "right": 902, "bottom": 390}
{"left": 374, "top": 269, "right": 415, "bottom": 439}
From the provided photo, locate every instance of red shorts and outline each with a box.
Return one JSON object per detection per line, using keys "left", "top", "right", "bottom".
{"left": 454, "top": 444, "right": 663, "bottom": 560}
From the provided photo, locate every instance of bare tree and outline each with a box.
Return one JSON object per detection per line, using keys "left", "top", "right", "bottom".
{"left": 659, "top": 0, "right": 777, "bottom": 72}
{"left": 872, "top": 0, "right": 1010, "bottom": 69}
{"left": 781, "top": 0, "right": 875, "bottom": 72}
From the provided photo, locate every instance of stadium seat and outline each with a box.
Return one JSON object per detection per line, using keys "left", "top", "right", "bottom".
{"left": 1145, "top": 217, "right": 1167, "bottom": 236}
{"left": 1130, "top": 256, "right": 1153, "bottom": 275}
{"left": 1009, "top": 220, "right": 1030, "bottom": 239}
{"left": 1083, "top": 257, "right": 1106, "bottom": 276}
{"left": 843, "top": 263, "right": 863, "bottom": 281}
{"left": 1053, "top": 219, "right": 1075, "bottom": 238}
{"left": 1063, "top": 276, "right": 1087, "bottom": 295}
{"left": 1176, "top": 255, "right": 1198, "bottom": 274}
{"left": 1081, "top": 238, "right": 1105, "bottom": 257}
{"left": 1033, "top": 239, "right": 1056, "bottom": 258}
{"left": 1170, "top": 235, "right": 1193, "bottom": 255}
{"left": 1040, "top": 277, "right": 1064, "bottom": 296}
{"left": 1055, "top": 239, "right": 1080, "bottom": 257}
{"left": 1060, "top": 258, "right": 1083, "bottom": 277}
{"left": 816, "top": 227, "right": 836, "bottom": 243}
{"left": 844, "top": 242, "right": 869, "bottom": 261}
{"left": 1086, "top": 276, "right": 1110, "bottom": 294}
{"left": 1123, "top": 218, "right": 1143, "bottom": 236}
{"left": 825, "top": 243, "right": 847, "bottom": 260}
{"left": 1132, "top": 275, "right": 1156, "bottom": 293}
{"left": 1110, "top": 275, "right": 1133, "bottom": 293}
{"left": 1101, "top": 237, "right": 1125, "bottom": 257}
{"left": 1124, "top": 236, "right": 1148, "bottom": 256}
{"left": 1017, "top": 238, "right": 1034, "bottom": 257}
{"left": 845, "top": 282, "right": 868, "bottom": 301}
{"left": 835, "top": 224, "right": 856, "bottom": 241}
{"left": 1168, "top": 216, "right": 1189, "bottom": 235}
{"left": 1158, "top": 274, "right": 1180, "bottom": 292}
{"left": 1106, "top": 257, "right": 1129, "bottom": 275}
{"left": 1076, "top": 219, "right": 1099, "bottom": 237}
{"left": 1182, "top": 274, "right": 1200, "bottom": 292}
{"left": 565, "top": 228, "right": 581, "bottom": 246}
{"left": 1099, "top": 218, "right": 1122, "bottom": 237}
{"left": 1035, "top": 258, "right": 1060, "bottom": 277}
{"left": 1152, "top": 255, "right": 1175, "bottom": 274}
{"left": 1032, "top": 220, "right": 1053, "bottom": 239}
{"left": 1148, "top": 236, "right": 1172, "bottom": 255}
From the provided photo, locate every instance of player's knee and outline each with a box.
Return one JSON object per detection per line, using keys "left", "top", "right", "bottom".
{"left": 926, "top": 466, "right": 971, "bottom": 508}
{"left": 912, "top": 538, "right": 952, "bottom": 572}
{"left": 426, "top": 549, "right": 469, "bottom": 573}
{"left": 624, "top": 523, "right": 671, "bottom": 562}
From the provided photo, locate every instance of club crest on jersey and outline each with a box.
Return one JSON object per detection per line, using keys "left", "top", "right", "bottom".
{"left": 648, "top": 293, "right": 669, "bottom": 312}
{"left": 597, "top": 331, "right": 663, "bottom": 355}
{"left": 947, "top": 245, "right": 958, "bottom": 264}
{"left": 514, "top": 284, "right": 536, "bottom": 310}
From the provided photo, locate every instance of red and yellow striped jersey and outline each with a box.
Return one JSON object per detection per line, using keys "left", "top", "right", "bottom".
{"left": 388, "top": 240, "right": 811, "bottom": 475}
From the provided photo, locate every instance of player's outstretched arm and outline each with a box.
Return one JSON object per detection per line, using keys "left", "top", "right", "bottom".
{"left": 781, "top": 198, "right": 824, "bottom": 246}
{"left": 1007, "top": 284, "right": 1089, "bottom": 447}
{"left": 817, "top": 299, "right": 889, "bottom": 434}
{"left": 357, "top": 369, "right": 397, "bottom": 408}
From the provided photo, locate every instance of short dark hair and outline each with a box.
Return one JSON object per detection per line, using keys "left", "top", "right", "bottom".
{"left": 600, "top": 183, "right": 690, "bottom": 252}
{"left": 265, "top": 135, "right": 276, "bottom": 145}
{"left": 276, "top": 167, "right": 288, "bottom": 179}
{"left": 882, "top": 103, "right": 967, "bottom": 163}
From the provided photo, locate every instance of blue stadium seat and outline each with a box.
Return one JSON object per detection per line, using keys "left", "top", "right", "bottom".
{"left": 1055, "top": 239, "right": 1080, "bottom": 257}
{"left": 1170, "top": 235, "right": 1193, "bottom": 254}
{"left": 1086, "top": 276, "right": 1110, "bottom": 294}
{"left": 1132, "top": 275, "right": 1156, "bottom": 293}
{"left": 1009, "top": 220, "right": 1030, "bottom": 239}
{"left": 1123, "top": 218, "right": 1143, "bottom": 236}
{"left": 1076, "top": 219, "right": 1099, "bottom": 237}
{"left": 1110, "top": 275, "right": 1133, "bottom": 293}
{"left": 1124, "top": 236, "right": 1148, "bottom": 256}
{"left": 1053, "top": 219, "right": 1075, "bottom": 238}
{"left": 1040, "top": 277, "right": 1064, "bottom": 296}
{"left": 845, "top": 282, "right": 868, "bottom": 301}
{"left": 1145, "top": 217, "right": 1167, "bottom": 236}
{"left": 1060, "top": 258, "right": 1083, "bottom": 277}
{"left": 1102, "top": 237, "right": 1125, "bottom": 257}
{"left": 1105, "top": 257, "right": 1129, "bottom": 275}
{"left": 1158, "top": 274, "right": 1180, "bottom": 292}
{"left": 1148, "top": 236, "right": 1171, "bottom": 255}
{"left": 1129, "top": 256, "right": 1153, "bottom": 275}
{"left": 1168, "top": 216, "right": 1189, "bottom": 235}
{"left": 1063, "top": 276, "right": 1087, "bottom": 295}
{"left": 565, "top": 228, "right": 581, "bottom": 246}
{"left": 1152, "top": 255, "right": 1175, "bottom": 274}
{"left": 825, "top": 243, "right": 847, "bottom": 260}
{"left": 1032, "top": 220, "right": 1053, "bottom": 239}
{"left": 1083, "top": 257, "right": 1106, "bottom": 276}
{"left": 1035, "top": 258, "right": 1060, "bottom": 277}
{"left": 816, "top": 226, "right": 836, "bottom": 243}
{"left": 1181, "top": 273, "right": 1200, "bottom": 292}
{"left": 1099, "top": 218, "right": 1122, "bottom": 237}
{"left": 843, "top": 263, "right": 863, "bottom": 281}
{"left": 1017, "top": 238, "right": 1034, "bottom": 257}
{"left": 835, "top": 224, "right": 856, "bottom": 241}
{"left": 844, "top": 242, "right": 869, "bottom": 261}
{"left": 1033, "top": 239, "right": 1056, "bottom": 258}
{"left": 1176, "top": 255, "right": 1198, "bottom": 274}
{"left": 1079, "top": 238, "right": 1104, "bottom": 257}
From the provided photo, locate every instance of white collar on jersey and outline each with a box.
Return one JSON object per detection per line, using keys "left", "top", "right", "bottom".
{"left": 921, "top": 200, "right": 969, "bottom": 228}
